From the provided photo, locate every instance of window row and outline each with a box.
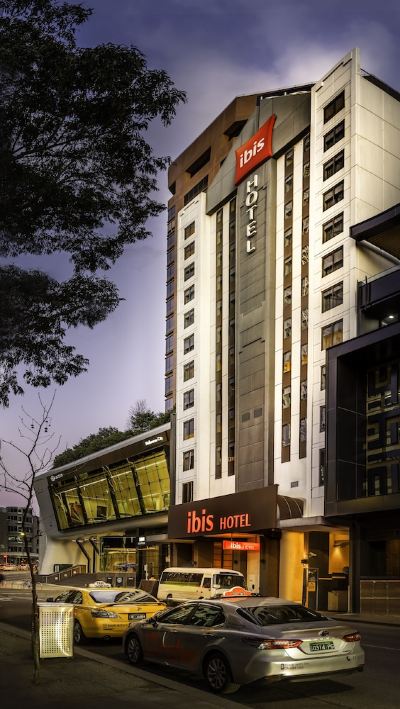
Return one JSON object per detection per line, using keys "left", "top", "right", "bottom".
{"left": 282, "top": 419, "right": 307, "bottom": 447}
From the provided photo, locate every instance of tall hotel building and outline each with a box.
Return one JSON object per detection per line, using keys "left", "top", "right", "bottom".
{"left": 165, "top": 49, "right": 400, "bottom": 610}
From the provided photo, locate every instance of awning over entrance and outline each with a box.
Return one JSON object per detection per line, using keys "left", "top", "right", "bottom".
{"left": 277, "top": 495, "right": 304, "bottom": 520}
{"left": 168, "top": 485, "right": 304, "bottom": 539}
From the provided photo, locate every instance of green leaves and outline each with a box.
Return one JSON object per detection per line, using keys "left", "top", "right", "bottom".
{"left": 0, "top": 1, "right": 186, "bottom": 405}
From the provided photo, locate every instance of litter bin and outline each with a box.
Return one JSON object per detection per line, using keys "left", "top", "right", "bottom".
{"left": 38, "top": 602, "right": 74, "bottom": 658}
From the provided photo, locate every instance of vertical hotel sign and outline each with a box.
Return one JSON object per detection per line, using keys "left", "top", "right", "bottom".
{"left": 235, "top": 115, "right": 276, "bottom": 254}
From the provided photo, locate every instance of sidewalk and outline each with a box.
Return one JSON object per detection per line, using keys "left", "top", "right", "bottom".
{"left": 0, "top": 623, "right": 244, "bottom": 709}
{"left": 328, "top": 611, "right": 400, "bottom": 626}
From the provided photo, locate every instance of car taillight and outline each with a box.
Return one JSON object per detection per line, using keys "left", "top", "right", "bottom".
{"left": 343, "top": 632, "right": 361, "bottom": 642}
{"left": 91, "top": 609, "right": 118, "bottom": 618}
{"left": 242, "top": 637, "right": 302, "bottom": 650}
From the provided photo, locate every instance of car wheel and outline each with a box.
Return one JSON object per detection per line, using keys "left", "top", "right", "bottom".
{"left": 204, "top": 652, "right": 239, "bottom": 694}
{"left": 126, "top": 634, "right": 143, "bottom": 665}
{"left": 73, "top": 621, "right": 86, "bottom": 645}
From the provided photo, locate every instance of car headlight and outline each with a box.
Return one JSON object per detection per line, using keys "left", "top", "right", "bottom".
{"left": 91, "top": 609, "right": 119, "bottom": 618}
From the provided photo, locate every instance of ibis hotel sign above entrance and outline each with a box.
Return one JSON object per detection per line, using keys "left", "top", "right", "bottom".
{"left": 235, "top": 114, "right": 276, "bottom": 186}
{"left": 168, "top": 485, "right": 278, "bottom": 538}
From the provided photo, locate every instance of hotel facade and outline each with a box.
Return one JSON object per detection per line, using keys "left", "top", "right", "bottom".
{"left": 166, "top": 48, "right": 400, "bottom": 610}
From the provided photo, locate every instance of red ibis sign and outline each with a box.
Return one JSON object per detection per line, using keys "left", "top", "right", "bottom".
{"left": 223, "top": 540, "right": 260, "bottom": 552}
{"left": 235, "top": 114, "right": 276, "bottom": 185}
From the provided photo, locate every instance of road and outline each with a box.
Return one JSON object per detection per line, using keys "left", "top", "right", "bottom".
{"left": 1, "top": 588, "right": 399, "bottom": 708}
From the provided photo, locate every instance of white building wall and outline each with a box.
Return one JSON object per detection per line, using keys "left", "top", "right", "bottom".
{"left": 175, "top": 193, "right": 212, "bottom": 503}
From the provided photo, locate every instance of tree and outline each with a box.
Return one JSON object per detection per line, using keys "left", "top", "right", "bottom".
{"left": 52, "top": 426, "right": 132, "bottom": 467}
{"left": 0, "top": 0, "right": 186, "bottom": 406}
{"left": 0, "top": 392, "right": 60, "bottom": 683}
{"left": 52, "top": 400, "right": 171, "bottom": 467}
{"left": 127, "top": 399, "right": 170, "bottom": 435}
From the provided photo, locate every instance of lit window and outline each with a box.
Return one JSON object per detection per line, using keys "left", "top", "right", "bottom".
{"left": 283, "top": 351, "right": 291, "bottom": 373}
{"left": 301, "top": 344, "right": 308, "bottom": 366}
{"left": 321, "top": 320, "right": 343, "bottom": 349}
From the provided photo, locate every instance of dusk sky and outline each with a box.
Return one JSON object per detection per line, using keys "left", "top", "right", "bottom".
{"left": 1, "top": 0, "right": 400, "bottom": 506}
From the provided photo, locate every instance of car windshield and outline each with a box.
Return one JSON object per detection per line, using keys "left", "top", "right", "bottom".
{"left": 237, "top": 604, "right": 326, "bottom": 626}
{"left": 89, "top": 590, "right": 154, "bottom": 604}
{"left": 213, "top": 573, "right": 244, "bottom": 589}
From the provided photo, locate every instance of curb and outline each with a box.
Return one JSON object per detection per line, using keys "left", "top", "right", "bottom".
{"left": 329, "top": 614, "right": 400, "bottom": 628}
{"left": 0, "top": 622, "right": 250, "bottom": 709}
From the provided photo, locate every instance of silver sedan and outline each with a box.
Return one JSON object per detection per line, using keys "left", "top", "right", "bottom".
{"left": 123, "top": 596, "right": 365, "bottom": 693}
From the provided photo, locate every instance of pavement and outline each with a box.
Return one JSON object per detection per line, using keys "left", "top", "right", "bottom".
{"left": 0, "top": 621, "right": 243, "bottom": 709}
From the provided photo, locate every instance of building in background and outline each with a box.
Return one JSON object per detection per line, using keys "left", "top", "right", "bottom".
{"left": 326, "top": 204, "right": 400, "bottom": 614}
{"left": 167, "top": 48, "right": 400, "bottom": 610}
{"left": 0, "top": 506, "right": 39, "bottom": 566}
{"left": 34, "top": 424, "right": 171, "bottom": 582}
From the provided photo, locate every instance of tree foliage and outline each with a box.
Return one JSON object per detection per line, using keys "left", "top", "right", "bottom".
{"left": 52, "top": 401, "right": 171, "bottom": 467}
{"left": 0, "top": 0, "right": 185, "bottom": 406}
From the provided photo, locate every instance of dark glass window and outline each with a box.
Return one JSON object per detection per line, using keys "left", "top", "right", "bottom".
{"left": 299, "top": 417, "right": 307, "bottom": 443}
{"left": 184, "top": 222, "right": 195, "bottom": 239}
{"left": 183, "top": 334, "right": 194, "bottom": 354}
{"left": 324, "top": 91, "right": 345, "bottom": 123}
{"left": 184, "top": 360, "right": 194, "bottom": 382}
{"left": 182, "top": 481, "right": 194, "bottom": 503}
{"left": 184, "top": 284, "right": 195, "bottom": 304}
{"left": 322, "top": 246, "right": 343, "bottom": 276}
{"left": 183, "top": 419, "right": 194, "bottom": 440}
{"left": 319, "top": 449, "right": 325, "bottom": 486}
{"left": 323, "top": 213, "right": 343, "bottom": 243}
{"left": 321, "top": 364, "right": 326, "bottom": 390}
{"left": 184, "top": 262, "right": 195, "bottom": 281}
{"left": 184, "top": 309, "right": 194, "bottom": 328}
{"left": 322, "top": 282, "right": 343, "bottom": 312}
{"left": 183, "top": 389, "right": 194, "bottom": 410}
{"left": 320, "top": 405, "right": 326, "bottom": 432}
{"left": 323, "top": 181, "right": 344, "bottom": 211}
{"left": 184, "top": 241, "right": 195, "bottom": 259}
{"left": 324, "top": 120, "right": 345, "bottom": 151}
{"left": 282, "top": 423, "right": 291, "bottom": 447}
{"left": 183, "top": 450, "right": 194, "bottom": 472}
{"left": 323, "top": 150, "right": 344, "bottom": 181}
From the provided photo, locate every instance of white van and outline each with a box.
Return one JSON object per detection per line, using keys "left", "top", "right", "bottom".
{"left": 157, "top": 567, "right": 248, "bottom": 602}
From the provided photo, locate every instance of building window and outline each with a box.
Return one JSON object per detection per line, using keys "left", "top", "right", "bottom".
{"left": 302, "top": 216, "right": 309, "bottom": 235}
{"left": 166, "top": 297, "right": 174, "bottom": 317}
{"left": 165, "top": 374, "right": 173, "bottom": 397}
{"left": 321, "top": 319, "right": 343, "bottom": 349}
{"left": 284, "top": 228, "right": 292, "bottom": 248}
{"left": 324, "top": 120, "right": 345, "bottom": 151}
{"left": 322, "top": 282, "right": 343, "bottom": 312}
{"left": 165, "top": 314, "right": 174, "bottom": 335}
{"left": 167, "top": 263, "right": 175, "bottom": 281}
{"left": 182, "top": 480, "right": 194, "bottom": 503}
{"left": 166, "top": 280, "right": 174, "bottom": 298}
{"left": 303, "top": 187, "right": 309, "bottom": 205}
{"left": 285, "top": 174, "right": 293, "bottom": 193}
{"left": 301, "top": 245, "right": 309, "bottom": 265}
{"left": 184, "top": 360, "right": 194, "bottom": 382}
{"left": 300, "top": 380, "right": 307, "bottom": 400}
{"left": 165, "top": 354, "right": 174, "bottom": 374}
{"left": 303, "top": 161, "right": 310, "bottom": 177}
{"left": 284, "top": 286, "right": 292, "bottom": 305}
{"left": 321, "top": 364, "right": 326, "bottom": 390}
{"left": 184, "top": 241, "right": 195, "bottom": 259}
{"left": 284, "top": 201, "right": 293, "bottom": 218}
{"left": 320, "top": 405, "right": 326, "bottom": 432}
{"left": 301, "top": 309, "right": 308, "bottom": 330}
{"left": 285, "top": 149, "right": 294, "bottom": 170}
{"left": 183, "top": 389, "right": 194, "bottom": 410}
{"left": 183, "top": 418, "right": 194, "bottom": 440}
{"left": 284, "top": 257, "right": 292, "bottom": 276}
{"left": 283, "top": 318, "right": 292, "bottom": 339}
{"left": 301, "top": 276, "right": 309, "bottom": 297}
{"left": 323, "top": 150, "right": 344, "bottom": 181}
{"left": 184, "top": 308, "right": 194, "bottom": 328}
{"left": 183, "top": 334, "right": 194, "bottom": 354}
{"left": 184, "top": 175, "right": 208, "bottom": 206}
{"left": 323, "top": 180, "right": 344, "bottom": 211}
{"left": 323, "top": 213, "right": 343, "bottom": 243}
{"left": 165, "top": 334, "right": 173, "bottom": 354}
{"left": 184, "top": 284, "right": 195, "bottom": 304}
{"left": 319, "top": 448, "right": 326, "bottom": 486}
{"left": 183, "top": 449, "right": 194, "bottom": 472}
{"left": 299, "top": 418, "right": 307, "bottom": 443}
{"left": 282, "top": 385, "right": 291, "bottom": 409}
{"left": 301, "top": 344, "right": 308, "bottom": 366}
{"left": 283, "top": 351, "right": 291, "bottom": 373}
{"left": 322, "top": 246, "right": 343, "bottom": 277}
{"left": 184, "top": 222, "right": 195, "bottom": 239}
{"left": 324, "top": 91, "right": 345, "bottom": 124}
{"left": 304, "top": 134, "right": 310, "bottom": 152}
{"left": 184, "top": 262, "right": 195, "bottom": 281}
{"left": 282, "top": 423, "right": 291, "bottom": 447}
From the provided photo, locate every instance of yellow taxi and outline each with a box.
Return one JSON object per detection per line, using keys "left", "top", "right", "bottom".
{"left": 48, "top": 587, "right": 165, "bottom": 644}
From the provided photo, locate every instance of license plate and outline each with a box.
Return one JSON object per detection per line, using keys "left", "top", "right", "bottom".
{"left": 128, "top": 613, "right": 146, "bottom": 620}
{"left": 309, "top": 640, "right": 335, "bottom": 652}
